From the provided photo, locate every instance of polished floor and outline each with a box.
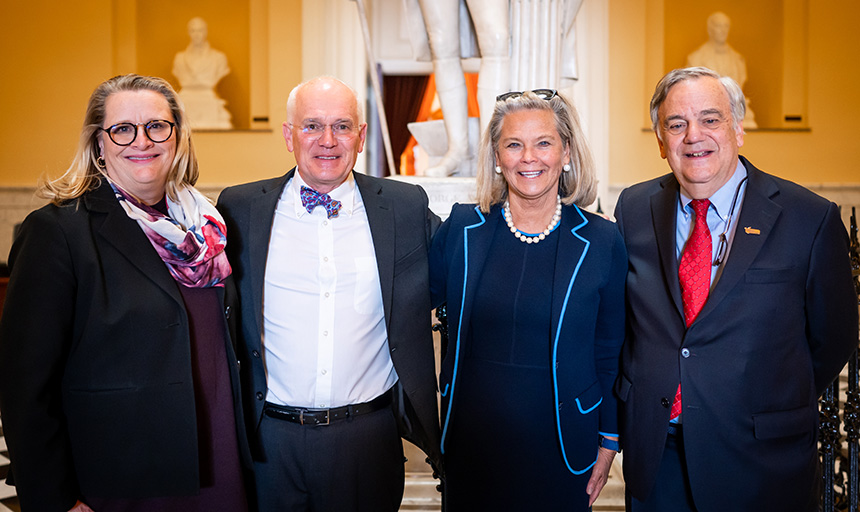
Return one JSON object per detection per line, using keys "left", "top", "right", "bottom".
{"left": 399, "top": 441, "right": 626, "bottom": 511}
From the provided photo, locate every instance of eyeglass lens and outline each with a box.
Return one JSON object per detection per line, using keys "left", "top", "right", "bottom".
{"left": 297, "top": 122, "right": 356, "bottom": 139}
{"left": 106, "top": 120, "right": 174, "bottom": 146}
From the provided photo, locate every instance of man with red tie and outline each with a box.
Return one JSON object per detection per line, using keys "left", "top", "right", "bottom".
{"left": 217, "top": 76, "right": 441, "bottom": 511}
{"left": 614, "top": 67, "right": 858, "bottom": 511}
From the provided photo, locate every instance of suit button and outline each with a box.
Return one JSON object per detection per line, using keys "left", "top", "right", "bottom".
{"left": 224, "top": 306, "right": 231, "bottom": 319}
{"left": 256, "top": 391, "right": 264, "bottom": 401}
{"left": 681, "top": 348, "right": 690, "bottom": 358}
{"left": 252, "top": 350, "right": 260, "bottom": 358}
{"left": 661, "top": 398, "right": 670, "bottom": 408}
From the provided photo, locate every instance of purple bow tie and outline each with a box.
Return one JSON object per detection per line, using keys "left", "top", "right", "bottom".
{"left": 300, "top": 186, "right": 342, "bottom": 219}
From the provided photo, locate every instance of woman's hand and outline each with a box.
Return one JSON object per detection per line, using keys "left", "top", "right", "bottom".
{"left": 586, "top": 446, "right": 618, "bottom": 506}
{"left": 69, "top": 501, "right": 95, "bottom": 512}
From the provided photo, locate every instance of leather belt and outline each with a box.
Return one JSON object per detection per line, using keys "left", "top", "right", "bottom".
{"left": 263, "top": 390, "right": 392, "bottom": 426}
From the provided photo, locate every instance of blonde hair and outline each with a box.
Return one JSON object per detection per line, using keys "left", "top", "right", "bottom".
{"left": 475, "top": 91, "right": 596, "bottom": 212}
{"left": 39, "top": 74, "right": 198, "bottom": 205}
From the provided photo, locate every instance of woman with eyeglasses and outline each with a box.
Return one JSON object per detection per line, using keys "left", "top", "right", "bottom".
{"left": 0, "top": 74, "right": 249, "bottom": 511}
{"left": 429, "top": 89, "right": 626, "bottom": 509}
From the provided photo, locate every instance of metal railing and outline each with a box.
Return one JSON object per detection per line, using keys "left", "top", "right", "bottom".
{"left": 820, "top": 206, "right": 860, "bottom": 510}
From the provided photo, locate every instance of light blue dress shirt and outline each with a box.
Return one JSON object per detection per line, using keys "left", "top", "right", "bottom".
{"left": 676, "top": 160, "right": 748, "bottom": 289}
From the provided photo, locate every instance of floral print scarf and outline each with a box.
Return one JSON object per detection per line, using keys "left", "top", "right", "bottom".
{"left": 109, "top": 180, "right": 232, "bottom": 288}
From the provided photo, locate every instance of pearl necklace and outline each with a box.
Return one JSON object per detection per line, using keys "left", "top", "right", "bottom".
{"left": 503, "top": 195, "right": 562, "bottom": 244}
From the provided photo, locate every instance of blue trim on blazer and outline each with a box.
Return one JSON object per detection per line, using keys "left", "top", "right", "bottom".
{"left": 576, "top": 396, "right": 603, "bottom": 414}
{"left": 440, "top": 206, "right": 486, "bottom": 454}
{"left": 552, "top": 204, "right": 595, "bottom": 475}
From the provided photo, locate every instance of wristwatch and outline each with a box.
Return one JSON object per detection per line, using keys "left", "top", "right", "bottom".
{"left": 599, "top": 436, "right": 621, "bottom": 453}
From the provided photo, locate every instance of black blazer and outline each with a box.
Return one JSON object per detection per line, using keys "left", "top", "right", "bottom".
{"left": 614, "top": 156, "right": 859, "bottom": 511}
{"left": 429, "top": 202, "right": 627, "bottom": 474}
{"left": 0, "top": 181, "right": 250, "bottom": 511}
{"left": 217, "top": 169, "right": 443, "bottom": 466}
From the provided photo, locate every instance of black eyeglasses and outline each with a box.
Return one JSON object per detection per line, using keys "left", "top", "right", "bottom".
{"left": 496, "top": 89, "right": 558, "bottom": 102}
{"left": 712, "top": 176, "right": 748, "bottom": 267}
{"left": 101, "top": 120, "right": 175, "bottom": 146}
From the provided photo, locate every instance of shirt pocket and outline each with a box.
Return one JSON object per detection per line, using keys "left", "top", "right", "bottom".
{"left": 353, "top": 256, "right": 381, "bottom": 315}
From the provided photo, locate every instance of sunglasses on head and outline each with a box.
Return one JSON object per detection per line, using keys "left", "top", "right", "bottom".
{"left": 495, "top": 89, "right": 558, "bottom": 102}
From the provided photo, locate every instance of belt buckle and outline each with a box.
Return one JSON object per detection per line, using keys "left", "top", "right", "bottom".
{"left": 299, "top": 409, "right": 330, "bottom": 425}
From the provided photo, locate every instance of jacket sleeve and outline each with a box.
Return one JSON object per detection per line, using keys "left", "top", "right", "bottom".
{"left": 806, "top": 202, "right": 859, "bottom": 396}
{"left": 0, "top": 207, "right": 81, "bottom": 511}
{"left": 596, "top": 223, "right": 628, "bottom": 436}
{"left": 429, "top": 208, "right": 456, "bottom": 310}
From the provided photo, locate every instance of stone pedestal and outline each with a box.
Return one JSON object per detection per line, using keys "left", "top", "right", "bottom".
{"left": 407, "top": 118, "right": 481, "bottom": 178}
{"left": 387, "top": 175, "right": 477, "bottom": 219}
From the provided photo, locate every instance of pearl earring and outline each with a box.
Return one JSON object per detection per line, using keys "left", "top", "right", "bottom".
{"left": 562, "top": 163, "right": 571, "bottom": 172}
{"left": 495, "top": 166, "right": 502, "bottom": 174}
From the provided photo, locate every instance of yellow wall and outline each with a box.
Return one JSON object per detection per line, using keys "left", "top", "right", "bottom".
{"left": 0, "top": 0, "right": 301, "bottom": 189}
{"left": 0, "top": 1, "right": 115, "bottom": 185}
{"left": 610, "top": 0, "right": 860, "bottom": 186}
{"left": 664, "top": 0, "right": 784, "bottom": 128}
{"left": 1, "top": 2, "right": 857, "bottom": 190}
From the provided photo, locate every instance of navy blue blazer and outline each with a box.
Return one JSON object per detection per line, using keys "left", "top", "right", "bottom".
{"left": 429, "top": 202, "right": 627, "bottom": 475}
{"left": 615, "top": 156, "right": 859, "bottom": 511}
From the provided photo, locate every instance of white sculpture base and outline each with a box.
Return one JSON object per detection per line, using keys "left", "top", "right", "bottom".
{"left": 387, "top": 175, "right": 476, "bottom": 219}
{"left": 407, "top": 118, "right": 481, "bottom": 177}
{"left": 180, "top": 88, "right": 233, "bottom": 130}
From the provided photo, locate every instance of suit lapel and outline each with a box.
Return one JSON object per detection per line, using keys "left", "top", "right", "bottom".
{"left": 699, "top": 164, "right": 781, "bottom": 318}
{"left": 87, "top": 182, "right": 183, "bottom": 306}
{"left": 458, "top": 206, "right": 496, "bottom": 336}
{"left": 355, "top": 173, "right": 396, "bottom": 328}
{"left": 651, "top": 176, "right": 685, "bottom": 320}
{"left": 249, "top": 170, "right": 292, "bottom": 340}
{"left": 550, "top": 206, "right": 589, "bottom": 340}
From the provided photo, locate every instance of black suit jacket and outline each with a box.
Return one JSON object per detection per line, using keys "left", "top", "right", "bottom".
{"left": 615, "top": 156, "right": 858, "bottom": 511}
{"left": 217, "top": 169, "right": 442, "bottom": 466}
{"left": 0, "top": 181, "right": 250, "bottom": 511}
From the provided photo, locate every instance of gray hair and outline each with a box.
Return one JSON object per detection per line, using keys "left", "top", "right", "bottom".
{"left": 649, "top": 67, "right": 746, "bottom": 136}
{"left": 475, "top": 90, "right": 596, "bottom": 212}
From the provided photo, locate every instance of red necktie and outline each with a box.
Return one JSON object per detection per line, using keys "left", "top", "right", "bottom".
{"left": 670, "top": 198, "right": 712, "bottom": 420}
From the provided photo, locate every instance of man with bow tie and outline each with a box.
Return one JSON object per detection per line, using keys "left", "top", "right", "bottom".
{"left": 614, "top": 66, "right": 858, "bottom": 511}
{"left": 217, "top": 76, "right": 442, "bottom": 512}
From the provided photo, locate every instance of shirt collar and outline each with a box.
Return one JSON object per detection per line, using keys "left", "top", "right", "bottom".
{"left": 678, "top": 159, "right": 748, "bottom": 221}
{"left": 289, "top": 170, "right": 358, "bottom": 218}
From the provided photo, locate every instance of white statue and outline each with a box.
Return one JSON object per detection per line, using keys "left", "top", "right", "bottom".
{"left": 686, "top": 12, "right": 757, "bottom": 128}
{"left": 172, "top": 17, "right": 233, "bottom": 130}
{"left": 405, "top": 0, "right": 583, "bottom": 176}
{"left": 410, "top": 0, "right": 509, "bottom": 177}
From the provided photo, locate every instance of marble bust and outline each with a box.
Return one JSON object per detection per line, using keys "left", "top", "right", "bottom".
{"left": 687, "top": 12, "right": 757, "bottom": 128}
{"left": 172, "top": 17, "right": 233, "bottom": 129}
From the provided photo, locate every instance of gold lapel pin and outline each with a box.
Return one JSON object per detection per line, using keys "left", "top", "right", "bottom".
{"left": 744, "top": 226, "right": 761, "bottom": 235}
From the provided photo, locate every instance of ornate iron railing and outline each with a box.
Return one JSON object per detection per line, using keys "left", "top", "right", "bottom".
{"left": 820, "top": 206, "right": 860, "bottom": 510}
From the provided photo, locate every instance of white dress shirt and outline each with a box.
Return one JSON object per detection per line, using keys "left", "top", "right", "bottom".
{"left": 262, "top": 171, "right": 397, "bottom": 408}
